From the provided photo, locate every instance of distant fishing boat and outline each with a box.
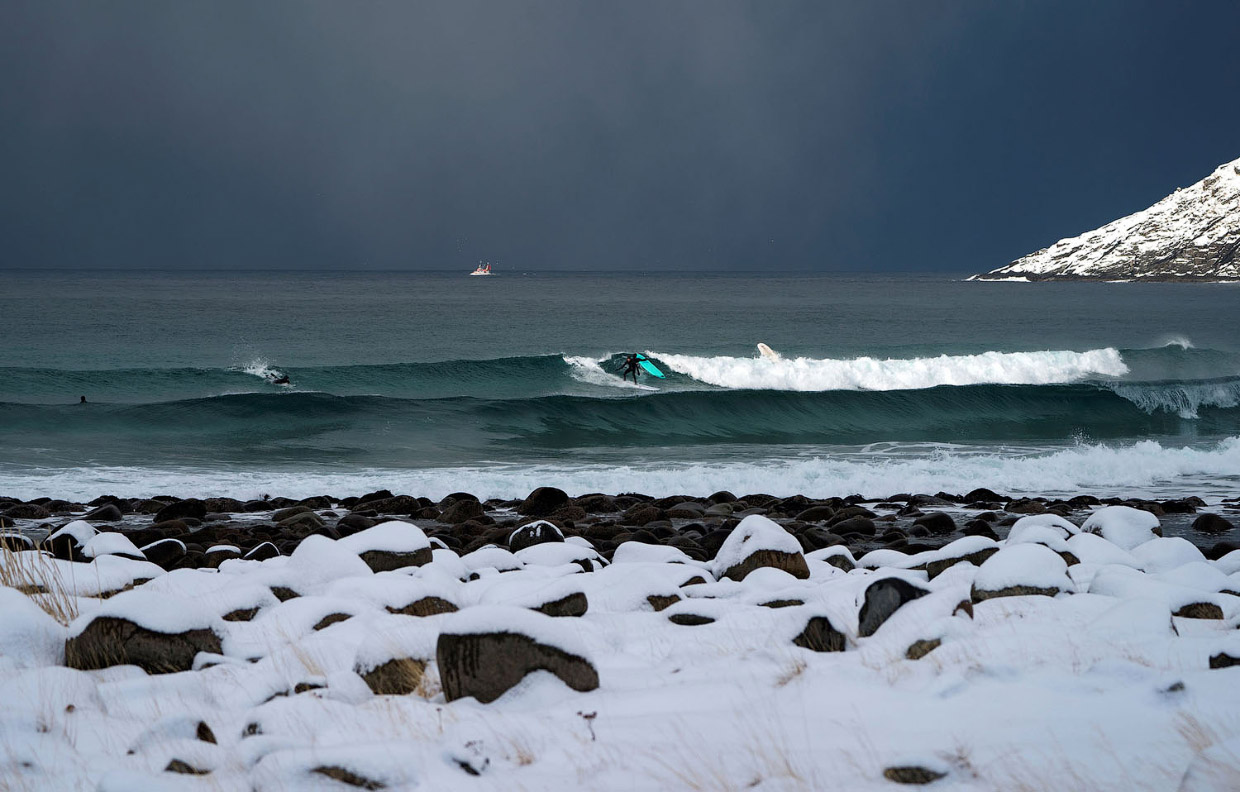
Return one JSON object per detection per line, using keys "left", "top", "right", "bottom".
{"left": 470, "top": 261, "right": 494, "bottom": 276}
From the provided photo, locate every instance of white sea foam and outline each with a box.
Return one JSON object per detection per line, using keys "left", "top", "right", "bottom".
{"left": 646, "top": 348, "right": 1128, "bottom": 391}
{"left": 1157, "top": 335, "right": 1195, "bottom": 349}
{"left": 238, "top": 358, "right": 283, "bottom": 381}
{"left": 5, "top": 437, "right": 1238, "bottom": 502}
{"left": 564, "top": 355, "right": 657, "bottom": 391}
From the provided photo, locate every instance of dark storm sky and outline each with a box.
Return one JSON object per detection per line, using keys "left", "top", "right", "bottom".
{"left": 3, "top": 1, "right": 1238, "bottom": 272}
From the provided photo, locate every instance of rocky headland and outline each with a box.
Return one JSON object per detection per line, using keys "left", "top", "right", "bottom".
{"left": 971, "top": 156, "right": 1240, "bottom": 282}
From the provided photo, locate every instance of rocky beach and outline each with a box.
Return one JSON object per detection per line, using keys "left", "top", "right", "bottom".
{"left": 4, "top": 486, "right": 1240, "bottom": 789}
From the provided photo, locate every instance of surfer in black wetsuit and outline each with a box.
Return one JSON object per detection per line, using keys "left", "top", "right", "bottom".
{"left": 618, "top": 354, "right": 640, "bottom": 383}
{"left": 271, "top": 374, "right": 290, "bottom": 386}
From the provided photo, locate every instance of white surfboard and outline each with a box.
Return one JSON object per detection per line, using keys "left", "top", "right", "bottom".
{"left": 757, "top": 342, "right": 781, "bottom": 361}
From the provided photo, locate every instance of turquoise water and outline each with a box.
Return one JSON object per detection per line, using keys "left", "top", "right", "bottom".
{"left": 3, "top": 270, "right": 1239, "bottom": 500}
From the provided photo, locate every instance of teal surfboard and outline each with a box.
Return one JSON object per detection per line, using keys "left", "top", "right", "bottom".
{"left": 636, "top": 354, "right": 665, "bottom": 379}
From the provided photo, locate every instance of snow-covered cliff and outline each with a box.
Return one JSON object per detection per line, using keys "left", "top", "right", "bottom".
{"left": 972, "top": 157, "right": 1240, "bottom": 282}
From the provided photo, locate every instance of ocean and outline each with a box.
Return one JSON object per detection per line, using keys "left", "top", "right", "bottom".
{"left": 3, "top": 270, "right": 1239, "bottom": 502}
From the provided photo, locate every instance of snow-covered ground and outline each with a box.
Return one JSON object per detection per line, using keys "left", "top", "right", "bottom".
{"left": 3, "top": 511, "right": 1240, "bottom": 790}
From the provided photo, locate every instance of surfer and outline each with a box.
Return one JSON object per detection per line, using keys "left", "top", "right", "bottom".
{"left": 617, "top": 354, "right": 641, "bottom": 384}
{"left": 271, "top": 374, "right": 290, "bottom": 386}
{"left": 79, "top": 395, "right": 86, "bottom": 404}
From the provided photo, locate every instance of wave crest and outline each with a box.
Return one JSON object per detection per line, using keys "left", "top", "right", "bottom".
{"left": 646, "top": 348, "right": 1129, "bottom": 391}
{"left": 1110, "top": 379, "right": 1240, "bottom": 419}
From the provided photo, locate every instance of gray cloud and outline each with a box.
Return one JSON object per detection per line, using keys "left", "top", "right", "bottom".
{"left": 2, "top": 1, "right": 1238, "bottom": 271}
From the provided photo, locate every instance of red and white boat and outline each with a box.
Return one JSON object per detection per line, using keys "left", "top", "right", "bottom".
{"left": 469, "top": 262, "right": 494, "bottom": 276}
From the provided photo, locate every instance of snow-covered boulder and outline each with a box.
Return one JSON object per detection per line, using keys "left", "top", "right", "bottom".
{"left": 971, "top": 544, "right": 1071, "bottom": 602}
{"left": 1005, "top": 513, "right": 1079, "bottom": 543}
{"left": 82, "top": 531, "right": 145, "bottom": 561}
{"left": 437, "top": 606, "right": 599, "bottom": 703}
{"left": 46, "top": 520, "right": 96, "bottom": 560}
{"left": 711, "top": 515, "right": 809, "bottom": 582}
{"left": 65, "top": 589, "right": 224, "bottom": 674}
{"left": 337, "top": 520, "right": 432, "bottom": 572}
{"left": 917, "top": 536, "right": 999, "bottom": 580}
{"left": 508, "top": 519, "right": 564, "bottom": 552}
{"left": 0, "top": 587, "right": 67, "bottom": 667}
{"left": 1081, "top": 506, "right": 1161, "bottom": 550}
{"left": 355, "top": 616, "right": 440, "bottom": 696}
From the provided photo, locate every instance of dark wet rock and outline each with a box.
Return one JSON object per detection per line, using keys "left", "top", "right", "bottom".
{"left": 912, "top": 512, "right": 956, "bottom": 536}
{"left": 622, "top": 504, "right": 665, "bottom": 526}
{"left": 964, "top": 487, "right": 1005, "bottom": 503}
{"left": 279, "top": 511, "right": 325, "bottom": 530}
{"left": 1192, "top": 513, "right": 1235, "bottom": 534}
{"left": 66, "top": 616, "right": 222, "bottom": 674}
{"left": 1006, "top": 499, "right": 1046, "bottom": 515}
{"left": 828, "top": 506, "right": 876, "bottom": 525}
{"left": 84, "top": 503, "right": 124, "bottom": 522}
{"left": 311, "top": 523, "right": 342, "bottom": 540}
{"left": 356, "top": 495, "right": 417, "bottom": 515}
{"left": 205, "top": 545, "right": 242, "bottom": 568}
{"left": 666, "top": 503, "right": 706, "bottom": 519}
{"left": 354, "top": 489, "right": 395, "bottom": 506}
{"left": 204, "top": 497, "right": 246, "bottom": 513}
{"left": 707, "top": 490, "right": 738, "bottom": 504}
{"left": 223, "top": 607, "right": 260, "bottom": 622}
{"left": 0, "top": 532, "right": 35, "bottom": 551}
{"left": 574, "top": 494, "right": 617, "bottom": 513}
{"left": 272, "top": 505, "right": 314, "bottom": 523}
{"left": 1206, "top": 541, "right": 1240, "bottom": 561}
{"left": 1068, "top": 494, "right": 1101, "bottom": 507}
{"left": 793, "top": 615, "right": 846, "bottom": 652}
{"left": 141, "top": 539, "right": 186, "bottom": 569}
{"left": 42, "top": 499, "right": 81, "bottom": 514}
{"left": 1123, "top": 499, "right": 1165, "bottom": 517}
{"left": 154, "top": 499, "right": 207, "bottom": 524}
{"left": 795, "top": 505, "right": 836, "bottom": 523}
{"left": 337, "top": 513, "right": 376, "bottom": 534}
{"left": 517, "top": 487, "right": 571, "bottom": 517}
{"left": 551, "top": 505, "right": 587, "bottom": 522}
{"left": 243, "top": 542, "right": 280, "bottom": 562}
{"left": 831, "top": 516, "right": 877, "bottom": 537}
{"left": 439, "top": 499, "right": 485, "bottom": 524}
{"left": 1160, "top": 499, "right": 1198, "bottom": 515}
{"left": 858, "top": 577, "right": 930, "bottom": 637}
{"left": 242, "top": 499, "right": 273, "bottom": 512}
{"left": 438, "top": 492, "right": 480, "bottom": 509}
{"left": 438, "top": 628, "right": 599, "bottom": 704}
{"left": 3, "top": 503, "right": 51, "bottom": 520}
